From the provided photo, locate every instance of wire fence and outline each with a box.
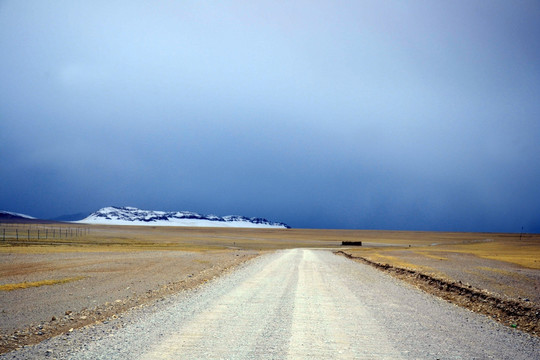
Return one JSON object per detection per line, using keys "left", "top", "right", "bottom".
{"left": 0, "top": 223, "right": 90, "bottom": 242}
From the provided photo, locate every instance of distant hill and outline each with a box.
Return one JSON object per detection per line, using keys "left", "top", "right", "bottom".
{"left": 48, "top": 212, "right": 91, "bottom": 222}
{"left": 0, "top": 210, "right": 51, "bottom": 224}
{"left": 76, "top": 206, "right": 290, "bottom": 228}
{"left": 0, "top": 210, "right": 35, "bottom": 220}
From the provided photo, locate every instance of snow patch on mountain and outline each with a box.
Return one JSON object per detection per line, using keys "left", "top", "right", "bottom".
{"left": 76, "top": 206, "right": 290, "bottom": 228}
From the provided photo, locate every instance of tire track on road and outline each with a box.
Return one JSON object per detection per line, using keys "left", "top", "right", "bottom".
{"left": 141, "top": 250, "right": 299, "bottom": 359}
{"left": 288, "top": 250, "right": 404, "bottom": 359}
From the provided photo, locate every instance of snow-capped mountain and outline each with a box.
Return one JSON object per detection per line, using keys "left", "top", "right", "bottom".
{"left": 77, "top": 206, "right": 290, "bottom": 229}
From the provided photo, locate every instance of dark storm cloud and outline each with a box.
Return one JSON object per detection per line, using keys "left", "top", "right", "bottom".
{"left": 1, "top": 1, "right": 539, "bottom": 232}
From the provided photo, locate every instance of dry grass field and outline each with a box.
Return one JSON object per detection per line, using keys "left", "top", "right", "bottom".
{"left": 0, "top": 223, "right": 538, "bottom": 352}
{"left": 0, "top": 223, "right": 354, "bottom": 252}
{"left": 339, "top": 230, "right": 539, "bottom": 302}
{"left": 338, "top": 230, "right": 540, "bottom": 336}
{"left": 341, "top": 230, "right": 540, "bottom": 268}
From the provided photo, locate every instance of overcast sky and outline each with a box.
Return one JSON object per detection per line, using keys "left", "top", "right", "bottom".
{"left": 1, "top": 1, "right": 539, "bottom": 232}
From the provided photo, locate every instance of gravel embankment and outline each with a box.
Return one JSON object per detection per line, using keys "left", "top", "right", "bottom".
{"left": 2, "top": 249, "right": 539, "bottom": 359}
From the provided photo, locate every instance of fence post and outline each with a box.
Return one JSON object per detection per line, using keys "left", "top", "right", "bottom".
{"left": 16, "top": 228, "right": 18, "bottom": 241}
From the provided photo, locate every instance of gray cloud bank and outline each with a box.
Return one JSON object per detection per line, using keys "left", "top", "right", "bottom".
{"left": 1, "top": 1, "right": 539, "bottom": 232}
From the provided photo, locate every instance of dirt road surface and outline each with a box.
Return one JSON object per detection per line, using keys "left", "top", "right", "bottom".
{"left": 3, "top": 249, "right": 538, "bottom": 359}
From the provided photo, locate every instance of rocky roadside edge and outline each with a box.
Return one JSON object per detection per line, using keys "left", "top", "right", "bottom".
{"left": 0, "top": 252, "right": 259, "bottom": 355}
{"left": 335, "top": 251, "right": 539, "bottom": 337}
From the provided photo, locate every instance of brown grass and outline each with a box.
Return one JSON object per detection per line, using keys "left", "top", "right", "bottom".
{"left": 0, "top": 276, "right": 85, "bottom": 291}
{"left": 357, "top": 252, "right": 434, "bottom": 273}
{"left": 2, "top": 224, "right": 537, "bottom": 270}
{"left": 2, "top": 224, "right": 537, "bottom": 269}
{"left": 412, "top": 250, "right": 449, "bottom": 261}
{"left": 434, "top": 242, "right": 540, "bottom": 269}
{"left": 0, "top": 224, "right": 363, "bottom": 253}
{"left": 342, "top": 231, "right": 540, "bottom": 269}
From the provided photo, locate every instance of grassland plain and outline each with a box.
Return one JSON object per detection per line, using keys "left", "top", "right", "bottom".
{"left": 0, "top": 223, "right": 538, "bottom": 353}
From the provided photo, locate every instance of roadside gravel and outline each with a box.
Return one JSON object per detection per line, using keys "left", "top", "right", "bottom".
{"left": 0, "top": 250, "right": 254, "bottom": 333}
{"left": 2, "top": 249, "right": 539, "bottom": 359}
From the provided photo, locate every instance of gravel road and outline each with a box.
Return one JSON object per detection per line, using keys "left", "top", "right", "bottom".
{"left": 3, "top": 249, "right": 538, "bottom": 359}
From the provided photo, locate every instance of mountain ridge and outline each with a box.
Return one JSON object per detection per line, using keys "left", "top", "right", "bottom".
{"left": 0, "top": 210, "right": 35, "bottom": 219}
{"left": 0, "top": 210, "right": 63, "bottom": 224}
{"left": 77, "top": 206, "right": 290, "bottom": 228}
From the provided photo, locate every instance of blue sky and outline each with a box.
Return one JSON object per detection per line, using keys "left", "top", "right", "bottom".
{"left": 1, "top": 1, "right": 539, "bottom": 232}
